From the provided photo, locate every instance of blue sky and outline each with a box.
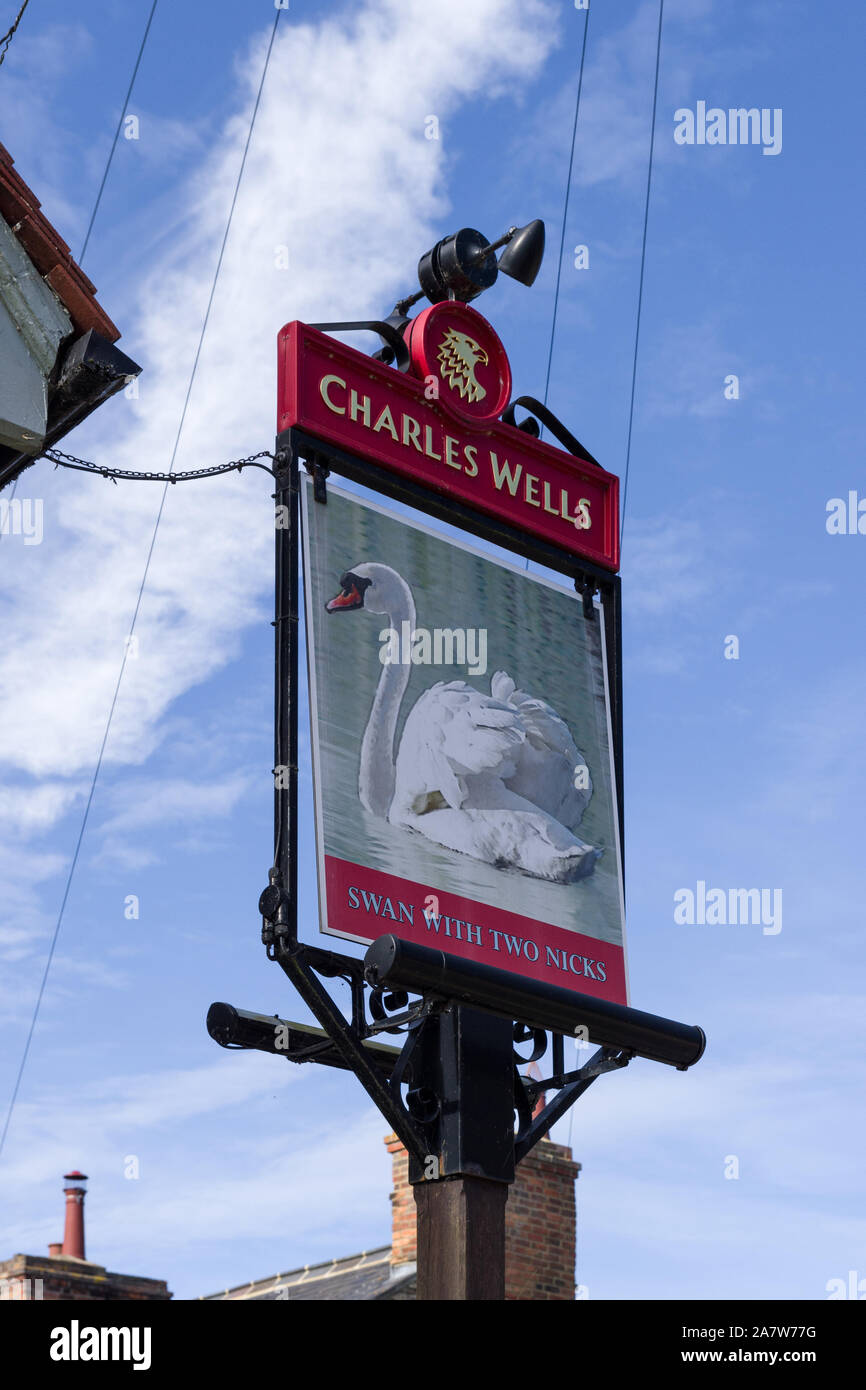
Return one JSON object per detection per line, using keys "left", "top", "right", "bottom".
{"left": 1, "top": 0, "right": 864, "bottom": 1301}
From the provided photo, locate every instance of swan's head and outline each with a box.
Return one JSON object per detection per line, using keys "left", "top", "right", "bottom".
{"left": 325, "top": 562, "right": 412, "bottom": 618}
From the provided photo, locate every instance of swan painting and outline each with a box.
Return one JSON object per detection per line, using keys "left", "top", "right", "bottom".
{"left": 326, "top": 562, "right": 602, "bottom": 884}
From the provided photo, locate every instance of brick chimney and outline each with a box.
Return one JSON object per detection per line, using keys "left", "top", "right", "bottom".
{"left": 384, "top": 1133, "right": 581, "bottom": 1300}
{"left": 385, "top": 1135, "right": 417, "bottom": 1270}
{"left": 0, "top": 1166, "right": 172, "bottom": 1300}
{"left": 60, "top": 1170, "right": 87, "bottom": 1260}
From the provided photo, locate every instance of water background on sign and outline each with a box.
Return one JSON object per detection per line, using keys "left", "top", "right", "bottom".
{"left": 303, "top": 478, "right": 623, "bottom": 947}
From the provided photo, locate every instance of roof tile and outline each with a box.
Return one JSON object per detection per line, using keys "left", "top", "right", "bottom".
{"left": 0, "top": 141, "right": 120, "bottom": 343}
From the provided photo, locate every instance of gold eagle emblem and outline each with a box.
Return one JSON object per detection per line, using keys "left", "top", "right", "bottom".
{"left": 436, "top": 328, "right": 489, "bottom": 404}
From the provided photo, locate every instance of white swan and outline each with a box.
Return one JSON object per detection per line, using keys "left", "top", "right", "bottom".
{"left": 326, "top": 562, "right": 601, "bottom": 884}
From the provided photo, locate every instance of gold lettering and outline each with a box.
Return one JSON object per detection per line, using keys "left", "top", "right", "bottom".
{"left": 463, "top": 444, "right": 478, "bottom": 478}
{"left": 402, "top": 415, "right": 422, "bottom": 451}
{"left": 524, "top": 474, "right": 540, "bottom": 507}
{"left": 349, "top": 390, "right": 371, "bottom": 427}
{"left": 444, "top": 436, "right": 461, "bottom": 470}
{"left": 320, "top": 374, "right": 346, "bottom": 414}
{"left": 574, "top": 497, "right": 592, "bottom": 530}
{"left": 490, "top": 452, "right": 522, "bottom": 495}
{"left": 373, "top": 404, "right": 398, "bottom": 441}
{"left": 542, "top": 481, "right": 559, "bottom": 516}
{"left": 424, "top": 425, "right": 442, "bottom": 460}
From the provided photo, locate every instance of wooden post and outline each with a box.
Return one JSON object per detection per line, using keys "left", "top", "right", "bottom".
{"left": 415, "top": 1175, "right": 508, "bottom": 1300}
{"left": 408, "top": 1006, "right": 514, "bottom": 1300}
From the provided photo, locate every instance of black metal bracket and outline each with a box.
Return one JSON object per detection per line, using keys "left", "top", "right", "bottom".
{"left": 301, "top": 453, "right": 330, "bottom": 502}
{"left": 514, "top": 1044, "right": 631, "bottom": 1163}
{"left": 576, "top": 573, "right": 598, "bottom": 621}
{"left": 308, "top": 318, "right": 411, "bottom": 373}
{"left": 501, "top": 396, "right": 602, "bottom": 467}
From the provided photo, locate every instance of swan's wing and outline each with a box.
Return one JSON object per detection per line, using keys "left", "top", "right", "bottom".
{"left": 391, "top": 681, "right": 525, "bottom": 816}
{"left": 492, "top": 671, "right": 593, "bottom": 828}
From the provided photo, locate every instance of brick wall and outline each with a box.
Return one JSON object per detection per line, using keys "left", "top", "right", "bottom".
{"left": 384, "top": 1134, "right": 580, "bottom": 1300}
{"left": 504, "top": 1139, "right": 579, "bottom": 1300}
{"left": 385, "top": 1134, "right": 418, "bottom": 1269}
{"left": 0, "top": 1254, "right": 171, "bottom": 1301}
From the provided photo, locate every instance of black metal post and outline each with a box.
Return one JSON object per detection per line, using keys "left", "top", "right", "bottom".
{"left": 272, "top": 444, "right": 299, "bottom": 944}
{"left": 408, "top": 1006, "right": 515, "bottom": 1300}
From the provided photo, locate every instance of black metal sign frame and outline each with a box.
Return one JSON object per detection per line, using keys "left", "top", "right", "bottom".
{"left": 209, "top": 330, "right": 704, "bottom": 1251}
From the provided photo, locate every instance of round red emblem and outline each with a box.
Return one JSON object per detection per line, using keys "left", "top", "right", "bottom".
{"left": 405, "top": 301, "right": 512, "bottom": 430}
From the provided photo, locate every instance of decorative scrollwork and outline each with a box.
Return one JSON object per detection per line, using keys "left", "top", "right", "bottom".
{"left": 368, "top": 985, "right": 411, "bottom": 1035}
{"left": 512, "top": 1021, "right": 547, "bottom": 1063}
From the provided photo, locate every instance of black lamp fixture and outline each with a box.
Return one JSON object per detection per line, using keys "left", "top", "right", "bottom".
{"left": 310, "top": 219, "right": 546, "bottom": 373}
{"left": 392, "top": 219, "right": 546, "bottom": 322}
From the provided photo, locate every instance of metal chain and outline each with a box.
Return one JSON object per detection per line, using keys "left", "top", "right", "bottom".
{"left": 42, "top": 447, "right": 275, "bottom": 485}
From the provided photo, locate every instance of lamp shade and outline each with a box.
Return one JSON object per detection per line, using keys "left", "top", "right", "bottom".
{"left": 498, "top": 219, "right": 545, "bottom": 286}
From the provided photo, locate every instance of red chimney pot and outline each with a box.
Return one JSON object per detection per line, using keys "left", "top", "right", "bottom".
{"left": 61, "top": 1169, "right": 88, "bottom": 1260}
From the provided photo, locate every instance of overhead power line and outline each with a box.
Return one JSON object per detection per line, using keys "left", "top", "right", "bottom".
{"left": 541, "top": 3, "right": 592, "bottom": 419}
{"left": 79, "top": 0, "right": 159, "bottom": 264}
{"left": 0, "top": 9, "right": 284, "bottom": 1163}
{"left": 620, "top": 0, "right": 665, "bottom": 542}
{"left": 526, "top": 1, "right": 591, "bottom": 576}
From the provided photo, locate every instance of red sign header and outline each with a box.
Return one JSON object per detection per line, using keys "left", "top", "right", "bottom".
{"left": 278, "top": 308, "right": 620, "bottom": 571}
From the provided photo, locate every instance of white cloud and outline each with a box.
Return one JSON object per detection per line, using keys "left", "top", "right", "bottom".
{"left": 0, "top": 0, "right": 557, "bottom": 827}
{"left": 0, "top": 783, "right": 83, "bottom": 837}
{"left": 641, "top": 318, "right": 778, "bottom": 422}
{"left": 508, "top": 0, "right": 720, "bottom": 199}
{"left": 97, "top": 773, "right": 251, "bottom": 835}
{"left": 621, "top": 515, "right": 713, "bottom": 617}
{"left": 0, "top": 1058, "right": 392, "bottom": 1294}
{"left": 0, "top": 24, "right": 94, "bottom": 233}
{"left": 0, "top": 842, "right": 68, "bottom": 966}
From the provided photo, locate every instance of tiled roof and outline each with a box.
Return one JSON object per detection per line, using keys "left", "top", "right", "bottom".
{"left": 0, "top": 143, "right": 119, "bottom": 343}
{"left": 202, "top": 1246, "right": 416, "bottom": 1301}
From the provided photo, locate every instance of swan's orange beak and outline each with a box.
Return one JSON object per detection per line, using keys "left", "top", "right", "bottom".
{"left": 326, "top": 584, "right": 363, "bottom": 612}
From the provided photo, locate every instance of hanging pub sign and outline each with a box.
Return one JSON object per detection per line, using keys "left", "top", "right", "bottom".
{"left": 301, "top": 478, "right": 628, "bottom": 1006}
{"left": 279, "top": 301, "right": 620, "bottom": 571}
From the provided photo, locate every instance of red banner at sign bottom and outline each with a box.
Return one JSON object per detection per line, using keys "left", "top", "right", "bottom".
{"left": 323, "top": 855, "right": 627, "bottom": 1006}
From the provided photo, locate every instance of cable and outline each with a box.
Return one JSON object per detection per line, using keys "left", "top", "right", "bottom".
{"left": 541, "top": 3, "right": 591, "bottom": 420}
{"left": 0, "top": 0, "right": 30, "bottom": 68}
{"left": 620, "top": 0, "right": 664, "bottom": 542}
{"left": 525, "top": 4, "right": 590, "bottom": 574}
{"left": 0, "top": 9, "right": 283, "bottom": 1162}
{"left": 78, "top": 0, "right": 159, "bottom": 265}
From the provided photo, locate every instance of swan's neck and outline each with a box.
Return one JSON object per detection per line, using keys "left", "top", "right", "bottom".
{"left": 359, "top": 592, "right": 415, "bottom": 817}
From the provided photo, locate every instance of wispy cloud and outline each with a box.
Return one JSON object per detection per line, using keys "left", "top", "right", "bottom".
{"left": 0, "top": 0, "right": 557, "bottom": 822}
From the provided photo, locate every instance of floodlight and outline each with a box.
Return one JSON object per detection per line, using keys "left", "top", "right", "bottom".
{"left": 364, "top": 936, "right": 706, "bottom": 1071}
{"left": 389, "top": 220, "right": 547, "bottom": 324}
{"left": 206, "top": 1002, "right": 400, "bottom": 1073}
{"left": 497, "top": 219, "right": 545, "bottom": 286}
